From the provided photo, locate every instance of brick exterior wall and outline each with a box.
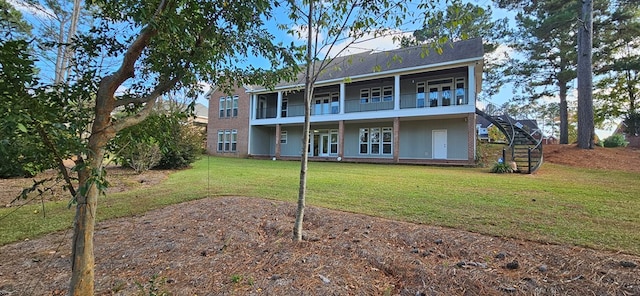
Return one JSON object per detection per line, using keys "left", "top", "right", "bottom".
{"left": 206, "top": 86, "right": 251, "bottom": 157}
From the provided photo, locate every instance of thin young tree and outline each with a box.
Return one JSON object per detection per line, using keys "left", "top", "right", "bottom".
{"left": 283, "top": 0, "right": 461, "bottom": 241}
{"left": 283, "top": 0, "right": 414, "bottom": 241}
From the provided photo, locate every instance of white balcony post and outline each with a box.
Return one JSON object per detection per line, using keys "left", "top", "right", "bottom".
{"left": 250, "top": 94, "right": 257, "bottom": 120}
{"left": 277, "top": 91, "right": 282, "bottom": 118}
{"left": 468, "top": 65, "right": 476, "bottom": 105}
{"left": 339, "top": 82, "right": 346, "bottom": 114}
{"left": 394, "top": 75, "right": 400, "bottom": 110}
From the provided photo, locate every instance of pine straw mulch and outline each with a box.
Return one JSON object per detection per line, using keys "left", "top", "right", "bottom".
{"left": 0, "top": 145, "right": 639, "bottom": 295}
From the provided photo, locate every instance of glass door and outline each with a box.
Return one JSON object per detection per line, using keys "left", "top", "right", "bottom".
{"left": 320, "top": 134, "right": 330, "bottom": 156}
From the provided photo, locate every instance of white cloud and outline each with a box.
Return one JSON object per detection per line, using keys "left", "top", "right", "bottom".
{"left": 8, "top": 0, "right": 55, "bottom": 20}
{"left": 319, "top": 29, "right": 411, "bottom": 58}
{"left": 290, "top": 25, "right": 325, "bottom": 44}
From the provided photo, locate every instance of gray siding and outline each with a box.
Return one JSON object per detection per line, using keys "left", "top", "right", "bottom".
{"left": 399, "top": 118, "right": 468, "bottom": 159}
{"left": 250, "top": 126, "right": 275, "bottom": 155}
{"left": 280, "top": 127, "right": 303, "bottom": 156}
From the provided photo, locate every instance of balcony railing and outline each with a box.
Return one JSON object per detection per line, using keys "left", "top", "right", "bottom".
{"left": 254, "top": 89, "right": 470, "bottom": 119}
{"left": 400, "top": 89, "right": 468, "bottom": 109}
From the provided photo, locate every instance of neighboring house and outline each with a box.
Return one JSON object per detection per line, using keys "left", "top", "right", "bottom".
{"left": 476, "top": 114, "right": 541, "bottom": 142}
{"left": 207, "top": 38, "right": 484, "bottom": 165}
{"left": 206, "top": 85, "right": 251, "bottom": 157}
{"left": 476, "top": 116, "right": 491, "bottom": 141}
{"left": 613, "top": 122, "right": 640, "bottom": 147}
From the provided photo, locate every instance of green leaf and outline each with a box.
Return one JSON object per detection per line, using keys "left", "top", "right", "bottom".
{"left": 17, "top": 123, "right": 27, "bottom": 133}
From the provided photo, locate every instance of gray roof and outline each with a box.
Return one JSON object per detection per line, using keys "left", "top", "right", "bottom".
{"left": 251, "top": 38, "right": 483, "bottom": 91}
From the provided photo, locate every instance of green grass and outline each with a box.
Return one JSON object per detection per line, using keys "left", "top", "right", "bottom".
{"left": 1, "top": 156, "right": 639, "bottom": 256}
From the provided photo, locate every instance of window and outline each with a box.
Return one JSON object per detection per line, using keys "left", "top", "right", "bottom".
{"left": 224, "top": 130, "right": 230, "bottom": 151}
{"left": 382, "top": 128, "right": 392, "bottom": 154}
{"left": 455, "top": 78, "right": 466, "bottom": 105}
{"left": 442, "top": 86, "right": 452, "bottom": 106}
{"left": 280, "top": 130, "right": 288, "bottom": 144}
{"left": 218, "top": 96, "right": 238, "bottom": 118}
{"left": 371, "top": 87, "right": 381, "bottom": 103}
{"left": 416, "top": 82, "right": 425, "bottom": 108}
{"left": 314, "top": 93, "right": 339, "bottom": 115}
{"left": 218, "top": 130, "right": 237, "bottom": 152}
{"left": 360, "top": 89, "right": 370, "bottom": 104}
{"left": 429, "top": 87, "right": 439, "bottom": 107}
{"left": 361, "top": 87, "right": 392, "bottom": 104}
{"left": 330, "top": 130, "right": 338, "bottom": 154}
{"left": 370, "top": 128, "right": 380, "bottom": 154}
{"left": 231, "top": 130, "right": 237, "bottom": 151}
{"left": 359, "top": 127, "right": 392, "bottom": 155}
{"left": 232, "top": 96, "right": 238, "bottom": 117}
{"left": 359, "top": 128, "right": 369, "bottom": 154}
{"left": 427, "top": 79, "right": 453, "bottom": 107}
{"left": 281, "top": 99, "right": 288, "bottom": 117}
{"left": 330, "top": 93, "right": 339, "bottom": 114}
{"left": 217, "top": 130, "right": 224, "bottom": 151}
{"left": 219, "top": 97, "right": 225, "bottom": 118}
{"left": 383, "top": 86, "right": 393, "bottom": 102}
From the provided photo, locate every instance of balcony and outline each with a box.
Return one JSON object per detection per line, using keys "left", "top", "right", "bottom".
{"left": 254, "top": 88, "right": 470, "bottom": 120}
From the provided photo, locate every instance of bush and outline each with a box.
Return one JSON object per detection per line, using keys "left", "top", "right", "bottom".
{"left": 122, "top": 141, "right": 163, "bottom": 174}
{"left": 602, "top": 134, "right": 628, "bottom": 148}
{"left": 490, "top": 161, "right": 514, "bottom": 173}
{"left": 109, "top": 110, "right": 204, "bottom": 171}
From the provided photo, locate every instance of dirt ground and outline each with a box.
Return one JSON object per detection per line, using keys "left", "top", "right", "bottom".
{"left": 0, "top": 145, "right": 639, "bottom": 295}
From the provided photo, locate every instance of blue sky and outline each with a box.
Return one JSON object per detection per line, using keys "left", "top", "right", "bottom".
{"left": 10, "top": 0, "right": 615, "bottom": 138}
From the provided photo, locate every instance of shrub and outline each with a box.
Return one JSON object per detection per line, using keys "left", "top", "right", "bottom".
{"left": 490, "top": 161, "right": 514, "bottom": 173}
{"left": 602, "top": 134, "right": 628, "bottom": 148}
{"left": 122, "top": 141, "right": 163, "bottom": 174}
{"left": 109, "top": 109, "right": 204, "bottom": 170}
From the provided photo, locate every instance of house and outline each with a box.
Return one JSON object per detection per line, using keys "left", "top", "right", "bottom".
{"left": 207, "top": 38, "right": 484, "bottom": 165}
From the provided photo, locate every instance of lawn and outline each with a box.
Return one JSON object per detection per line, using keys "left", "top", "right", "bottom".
{"left": 1, "top": 156, "right": 639, "bottom": 255}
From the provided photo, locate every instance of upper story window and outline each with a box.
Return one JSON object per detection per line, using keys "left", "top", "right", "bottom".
{"left": 361, "top": 86, "right": 393, "bottom": 104}
{"left": 416, "top": 77, "right": 465, "bottom": 108}
{"left": 383, "top": 86, "right": 393, "bottom": 102}
{"left": 219, "top": 95, "right": 239, "bottom": 118}
{"left": 360, "top": 89, "right": 370, "bottom": 104}
{"left": 455, "top": 78, "right": 466, "bottom": 105}
{"left": 281, "top": 99, "right": 288, "bottom": 117}
{"left": 314, "top": 93, "right": 339, "bottom": 115}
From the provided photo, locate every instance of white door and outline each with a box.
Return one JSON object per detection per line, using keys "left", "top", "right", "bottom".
{"left": 432, "top": 130, "right": 447, "bottom": 159}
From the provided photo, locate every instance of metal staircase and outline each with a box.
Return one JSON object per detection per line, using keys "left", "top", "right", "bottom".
{"left": 476, "top": 108, "right": 544, "bottom": 174}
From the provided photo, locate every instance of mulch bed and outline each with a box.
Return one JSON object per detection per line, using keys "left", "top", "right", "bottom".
{"left": 1, "top": 196, "right": 638, "bottom": 295}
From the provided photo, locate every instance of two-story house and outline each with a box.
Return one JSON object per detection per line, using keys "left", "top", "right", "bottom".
{"left": 207, "top": 38, "right": 483, "bottom": 165}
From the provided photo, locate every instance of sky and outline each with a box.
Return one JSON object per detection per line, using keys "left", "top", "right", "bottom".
{"left": 9, "top": 0, "right": 616, "bottom": 138}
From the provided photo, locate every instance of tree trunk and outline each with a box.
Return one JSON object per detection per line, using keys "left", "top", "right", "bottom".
{"left": 559, "top": 83, "right": 569, "bottom": 144}
{"left": 68, "top": 151, "right": 102, "bottom": 295}
{"left": 293, "top": 0, "right": 314, "bottom": 242}
{"left": 293, "top": 87, "right": 312, "bottom": 241}
{"left": 577, "top": 0, "right": 594, "bottom": 149}
{"left": 69, "top": 70, "right": 118, "bottom": 296}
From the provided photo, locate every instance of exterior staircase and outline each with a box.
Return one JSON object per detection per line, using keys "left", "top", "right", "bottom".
{"left": 476, "top": 108, "right": 543, "bottom": 174}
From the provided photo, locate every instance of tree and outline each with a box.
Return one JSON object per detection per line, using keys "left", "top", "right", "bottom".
{"left": 11, "top": 0, "right": 298, "bottom": 294}
{"left": 577, "top": 0, "right": 595, "bottom": 148}
{"left": 498, "top": 0, "right": 580, "bottom": 144}
{"left": 593, "top": 1, "right": 640, "bottom": 129}
{"left": 284, "top": 0, "right": 434, "bottom": 241}
{"left": 1, "top": 0, "right": 32, "bottom": 36}
{"left": 405, "top": 0, "right": 510, "bottom": 99}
